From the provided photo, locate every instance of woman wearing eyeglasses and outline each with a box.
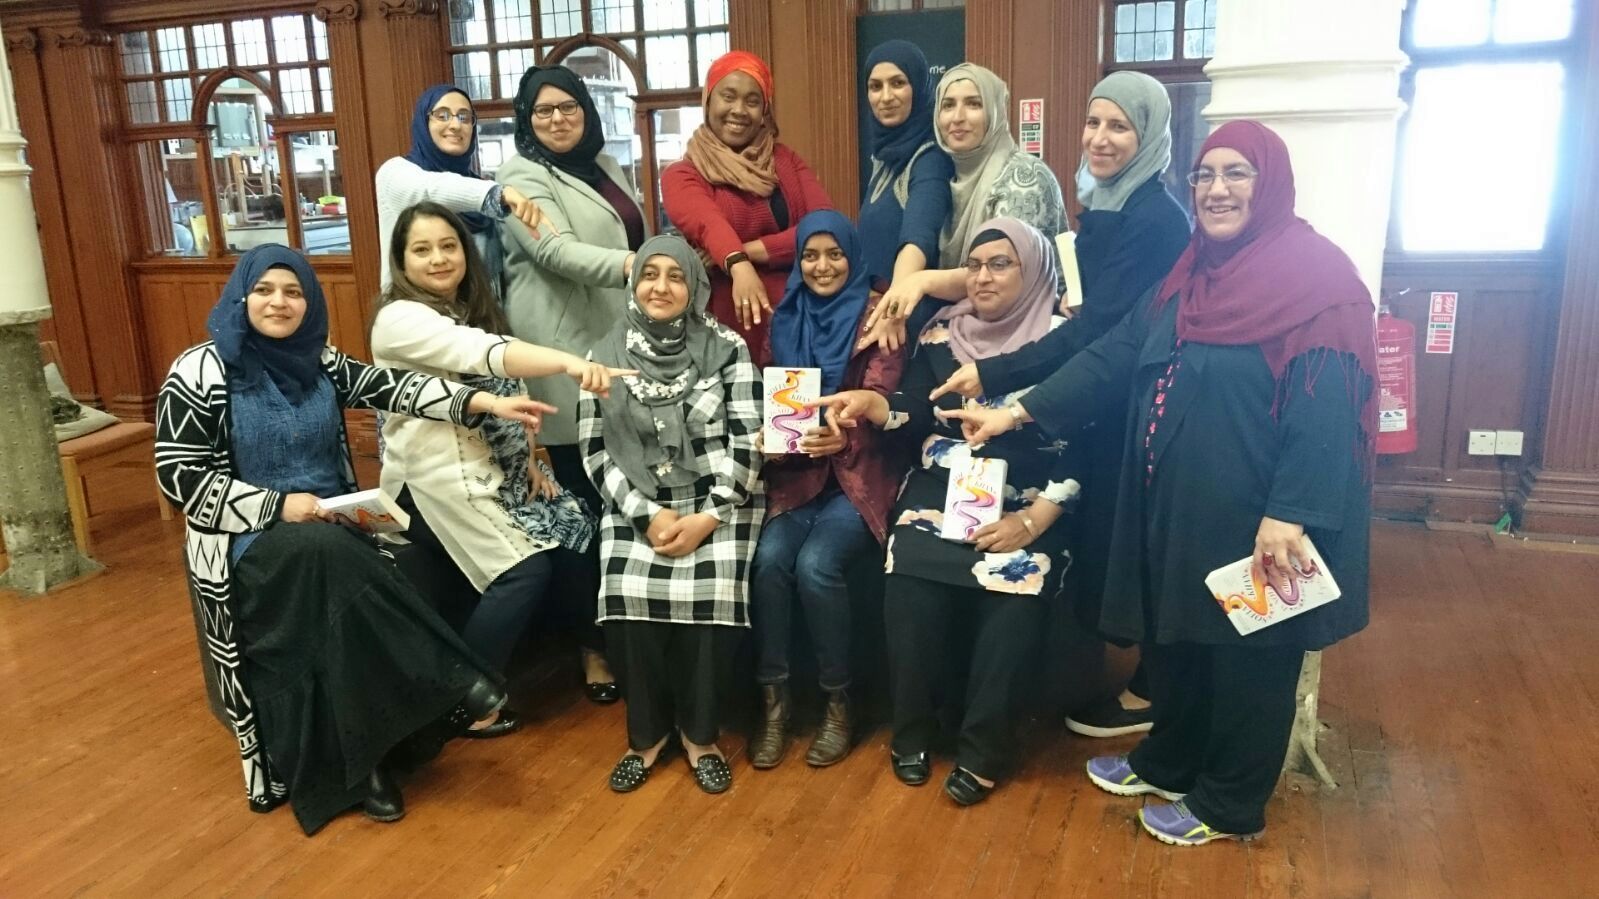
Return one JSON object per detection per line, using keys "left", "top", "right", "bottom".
{"left": 929, "top": 71, "right": 1192, "bottom": 741}
{"left": 816, "top": 217, "right": 1084, "bottom": 808}
{"left": 376, "top": 85, "right": 554, "bottom": 299}
{"left": 938, "top": 122, "right": 1375, "bottom": 846}
{"left": 496, "top": 64, "right": 650, "bottom": 704}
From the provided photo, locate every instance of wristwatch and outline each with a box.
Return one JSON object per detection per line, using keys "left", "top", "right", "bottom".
{"left": 1007, "top": 402, "right": 1026, "bottom": 426}
{"left": 723, "top": 250, "right": 751, "bottom": 271}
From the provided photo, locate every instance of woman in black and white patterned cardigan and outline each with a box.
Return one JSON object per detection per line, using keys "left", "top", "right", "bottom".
{"left": 156, "top": 245, "right": 549, "bottom": 835}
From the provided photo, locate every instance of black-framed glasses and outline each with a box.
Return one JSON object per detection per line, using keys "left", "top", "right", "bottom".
{"left": 964, "top": 256, "right": 1017, "bottom": 275}
{"left": 1187, "top": 166, "right": 1258, "bottom": 187}
{"left": 429, "top": 109, "right": 476, "bottom": 126}
{"left": 532, "top": 100, "right": 581, "bottom": 120}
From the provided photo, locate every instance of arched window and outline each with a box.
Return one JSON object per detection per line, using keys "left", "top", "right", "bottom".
{"left": 118, "top": 13, "right": 346, "bottom": 258}
{"left": 446, "top": 0, "right": 730, "bottom": 228}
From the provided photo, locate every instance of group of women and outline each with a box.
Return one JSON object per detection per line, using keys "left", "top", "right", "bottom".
{"left": 155, "top": 40, "right": 1373, "bottom": 849}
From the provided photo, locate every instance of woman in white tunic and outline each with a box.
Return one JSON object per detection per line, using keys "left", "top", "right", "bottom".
{"left": 370, "top": 201, "right": 631, "bottom": 735}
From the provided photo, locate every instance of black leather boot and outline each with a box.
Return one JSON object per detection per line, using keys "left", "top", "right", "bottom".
{"left": 805, "top": 688, "right": 852, "bottom": 767}
{"left": 362, "top": 765, "right": 405, "bottom": 823}
{"left": 749, "top": 683, "right": 791, "bottom": 769}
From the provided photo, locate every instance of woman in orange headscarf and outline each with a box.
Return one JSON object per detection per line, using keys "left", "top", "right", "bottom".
{"left": 662, "top": 50, "right": 834, "bottom": 366}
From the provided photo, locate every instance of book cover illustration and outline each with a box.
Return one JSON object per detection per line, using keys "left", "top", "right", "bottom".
{"left": 762, "top": 366, "right": 822, "bottom": 454}
{"left": 318, "top": 488, "right": 411, "bottom": 535}
{"left": 1203, "top": 538, "right": 1342, "bottom": 636}
{"left": 941, "top": 456, "right": 1008, "bottom": 542}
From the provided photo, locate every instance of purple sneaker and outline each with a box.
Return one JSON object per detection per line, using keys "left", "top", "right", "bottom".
{"left": 1139, "top": 799, "right": 1262, "bottom": 846}
{"left": 1085, "top": 755, "right": 1184, "bottom": 801}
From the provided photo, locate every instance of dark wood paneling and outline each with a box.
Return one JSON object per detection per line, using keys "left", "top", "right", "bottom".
{"left": 5, "top": 27, "right": 98, "bottom": 405}
{"left": 1521, "top": 4, "right": 1599, "bottom": 536}
{"left": 38, "top": 26, "right": 155, "bottom": 420}
{"left": 1373, "top": 258, "right": 1559, "bottom": 524}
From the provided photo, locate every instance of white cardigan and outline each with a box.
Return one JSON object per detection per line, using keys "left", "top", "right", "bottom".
{"left": 374, "top": 156, "right": 499, "bottom": 287}
{"left": 371, "top": 299, "right": 557, "bottom": 591}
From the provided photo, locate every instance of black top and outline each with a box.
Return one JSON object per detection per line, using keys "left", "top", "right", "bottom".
{"left": 1021, "top": 292, "right": 1372, "bottom": 649}
{"left": 972, "top": 176, "right": 1190, "bottom": 631}
{"left": 881, "top": 321, "right": 1084, "bottom": 597}
{"left": 975, "top": 176, "right": 1190, "bottom": 393}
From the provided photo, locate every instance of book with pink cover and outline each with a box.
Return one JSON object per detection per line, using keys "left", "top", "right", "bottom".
{"left": 1203, "top": 538, "right": 1341, "bottom": 636}
{"left": 941, "top": 456, "right": 1007, "bottom": 542}
{"left": 762, "top": 366, "right": 821, "bottom": 454}
{"left": 318, "top": 488, "right": 411, "bottom": 535}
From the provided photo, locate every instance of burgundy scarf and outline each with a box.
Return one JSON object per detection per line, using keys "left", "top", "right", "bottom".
{"left": 1156, "top": 120, "right": 1378, "bottom": 467}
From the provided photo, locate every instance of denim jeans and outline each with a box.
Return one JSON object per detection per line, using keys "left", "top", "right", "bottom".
{"left": 750, "top": 489, "right": 877, "bottom": 690}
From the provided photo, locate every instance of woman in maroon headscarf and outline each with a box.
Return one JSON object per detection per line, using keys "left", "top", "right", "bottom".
{"left": 662, "top": 50, "right": 833, "bottom": 366}
{"left": 941, "top": 120, "right": 1375, "bottom": 845}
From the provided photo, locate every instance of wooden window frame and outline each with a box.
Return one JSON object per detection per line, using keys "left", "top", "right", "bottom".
{"left": 1387, "top": 0, "right": 1584, "bottom": 261}
{"left": 116, "top": 10, "right": 345, "bottom": 261}
{"left": 856, "top": 0, "right": 967, "bottom": 14}
{"left": 446, "top": 1, "right": 731, "bottom": 230}
{"left": 122, "top": 67, "right": 343, "bottom": 260}
{"left": 1102, "top": 0, "right": 1213, "bottom": 80}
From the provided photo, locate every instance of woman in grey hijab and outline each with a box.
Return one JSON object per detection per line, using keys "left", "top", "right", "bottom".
{"left": 933, "top": 69, "right": 1193, "bottom": 743}
{"left": 578, "top": 234, "right": 765, "bottom": 797}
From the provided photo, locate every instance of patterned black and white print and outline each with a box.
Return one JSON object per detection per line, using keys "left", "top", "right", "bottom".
{"left": 464, "top": 372, "right": 594, "bottom": 552}
{"left": 578, "top": 320, "right": 764, "bottom": 628}
{"left": 155, "top": 341, "right": 484, "bottom": 812}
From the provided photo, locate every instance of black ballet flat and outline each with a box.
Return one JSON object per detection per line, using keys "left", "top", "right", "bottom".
{"left": 690, "top": 754, "right": 733, "bottom": 794}
{"left": 609, "top": 743, "right": 674, "bottom": 793}
{"left": 944, "top": 767, "right": 994, "bottom": 807}
{"left": 363, "top": 766, "right": 405, "bottom": 823}
{"left": 891, "top": 750, "right": 931, "bottom": 786}
{"left": 585, "top": 681, "right": 621, "bottom": 704}
{"left": 462, "top": 707, "right": 523, "bottom": 740}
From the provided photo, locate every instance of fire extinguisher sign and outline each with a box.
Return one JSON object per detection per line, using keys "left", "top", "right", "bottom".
{"left": 1425, "top": 291, "right": 1458, "bottom": 354}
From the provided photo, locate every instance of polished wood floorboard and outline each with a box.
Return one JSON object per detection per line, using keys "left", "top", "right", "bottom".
{"left": 4, "top": 474, "right": 1599, "bottom": 898}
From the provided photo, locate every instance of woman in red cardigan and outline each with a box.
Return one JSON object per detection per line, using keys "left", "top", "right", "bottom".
{"left": 662, "top": 50, "right": 833, "bottom": 366}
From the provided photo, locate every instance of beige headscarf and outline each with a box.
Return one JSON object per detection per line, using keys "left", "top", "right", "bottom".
{"left": 934, "top": 63, "right": 1019, "bottom": 268}
{"left": 683, "top": 50, "right": 780, "bottom": 197}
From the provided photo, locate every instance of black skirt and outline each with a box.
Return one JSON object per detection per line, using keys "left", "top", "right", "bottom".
{"left": 233, "top": 522, "right": 492, "bottom": 835}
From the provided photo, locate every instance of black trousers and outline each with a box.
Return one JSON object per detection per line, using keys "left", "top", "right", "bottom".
{"left": 606, "top": 620, "right": 741, "bottom": 750}
{"left": 545, "top": 443, "right": 606, "bottom": 654}
{"left": 1127, "top": 642, "right": 1304, "bottom": 834}
{"left": 884, "top": 574, "right": 1045, "bottom": 781}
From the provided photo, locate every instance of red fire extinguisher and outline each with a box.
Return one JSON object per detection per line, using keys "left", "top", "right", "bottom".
{"left": 1376, "top": 306, "right": 1418, "bottom": 454}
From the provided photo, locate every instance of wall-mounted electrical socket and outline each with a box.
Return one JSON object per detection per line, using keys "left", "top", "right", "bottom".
{"left": 1468, "top": 430, "right": 1497, "bottom": 456}
{"left": 1495, "top": 430, "right": 1524, "bottom": 456}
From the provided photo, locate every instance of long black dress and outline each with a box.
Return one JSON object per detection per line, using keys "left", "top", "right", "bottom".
{"left": 1019, "top": 288, "right": 1370, "bottom": 651}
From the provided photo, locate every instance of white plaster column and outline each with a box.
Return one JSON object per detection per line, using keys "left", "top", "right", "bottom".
{"left": 1202, "top": 1, "right": 1408, "bottom": 786}
{"left": 1203, "top": 0, "right": 1409, "bottom": 298}
{"left": 0, "top": 25, "right": 99, "bottom": 593}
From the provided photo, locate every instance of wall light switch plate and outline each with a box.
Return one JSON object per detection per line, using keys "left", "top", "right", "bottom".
{"left": 1468, "top": 430, "right": 1498, "bottom": 456}
{"left": 1495, "top": 430, "right": 1524, "bottom": 456}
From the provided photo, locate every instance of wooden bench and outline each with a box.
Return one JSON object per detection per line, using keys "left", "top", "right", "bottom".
{"left": 43, "top": 342, "right": 172, "bottom": 555}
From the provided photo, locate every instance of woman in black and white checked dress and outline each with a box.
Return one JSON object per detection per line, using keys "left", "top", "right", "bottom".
{"left": 580, "top": 235, "right": 764, "bottom": 795}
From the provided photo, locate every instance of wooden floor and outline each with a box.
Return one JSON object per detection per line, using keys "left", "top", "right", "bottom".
{"left": 4, "top": 476, "right": 1599, "bottom": 898}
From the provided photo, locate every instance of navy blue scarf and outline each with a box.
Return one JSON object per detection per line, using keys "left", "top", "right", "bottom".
{"left": 206, "top": 244, "right": 329, "bottom": 404}
{"left": 404, "top": 84, "right": 492, "bottom": 232}
{"left": 770, "top": 211, "right": 871, "bottom": 396}
{"left": 865, "top": 40, "right": 935, "bottom": 169}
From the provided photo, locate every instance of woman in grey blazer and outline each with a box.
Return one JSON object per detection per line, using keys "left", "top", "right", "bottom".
{"left": 499, "top": 64, "right": 648, "bottom": 702}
